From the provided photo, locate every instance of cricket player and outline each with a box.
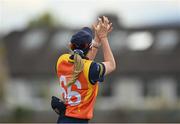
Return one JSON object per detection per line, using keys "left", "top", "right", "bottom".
{"left": 51, "top": 16, "right": 116, "bottom": 123}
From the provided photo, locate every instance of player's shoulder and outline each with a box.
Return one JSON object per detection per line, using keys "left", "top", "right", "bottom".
{"left": 59, "top": 53, "right": 71, "bottom": 59}
{"left": 82, "top": 59, "right": 93, "bottom": 70}
{"left": 57, "top": 53, "right": 71, "bottom": 65}
{"left": 83, "top": 58, "right": 93, "bottom": 64}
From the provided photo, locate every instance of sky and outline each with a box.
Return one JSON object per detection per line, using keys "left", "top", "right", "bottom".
{"left": 0, "top": 0, "right": 180, "bottom": 35}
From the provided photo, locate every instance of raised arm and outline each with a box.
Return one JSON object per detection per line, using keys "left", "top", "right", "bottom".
{"left": 95, "top": 16, "right": 116, "bottom": 75}
{"left": 86, "top": 22, "right": 101, "bottom": 60}
{"left": 101, "top": 37, "right": 116, "bottom": 75}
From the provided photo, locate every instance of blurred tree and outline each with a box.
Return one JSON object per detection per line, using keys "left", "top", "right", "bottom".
{"left": 28, "top": 12, "right": 60, "bottom": 28}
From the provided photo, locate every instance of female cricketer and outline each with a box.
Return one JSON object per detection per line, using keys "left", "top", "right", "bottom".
{"left": 51, "top": 16, "right": 116, "bottom": 123}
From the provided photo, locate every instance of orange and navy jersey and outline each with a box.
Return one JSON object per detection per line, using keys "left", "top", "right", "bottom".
{"left": 56, "top": 54, "right": 105, "bottom": 119}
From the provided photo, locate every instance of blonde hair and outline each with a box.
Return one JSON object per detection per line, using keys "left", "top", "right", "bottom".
{"left": 66, "top": 52, "right": 84, "bottom": 87}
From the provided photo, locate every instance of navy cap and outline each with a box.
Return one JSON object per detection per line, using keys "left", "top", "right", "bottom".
{"left": 70, "top": 27, "right": 93, "bottom": 46}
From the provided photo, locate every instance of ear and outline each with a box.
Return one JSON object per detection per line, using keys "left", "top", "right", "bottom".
{"left": 83, "top": 43, "right": 90, "bottom": 49}
{"left": 69, "top": 43, "right": 76, "bottom": 50}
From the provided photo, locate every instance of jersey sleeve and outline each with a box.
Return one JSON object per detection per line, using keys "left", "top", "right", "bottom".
{"left": 88, "top": 62, "right": 106, "bottom": 84}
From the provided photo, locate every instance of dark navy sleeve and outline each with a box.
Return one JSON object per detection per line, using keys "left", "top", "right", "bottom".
{"left": 89, "top": 62, "right": 106, "bottom": 85}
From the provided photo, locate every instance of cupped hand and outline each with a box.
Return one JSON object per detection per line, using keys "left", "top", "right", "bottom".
{"left": 94, "top": 16, "right": 113, "bottom": 40}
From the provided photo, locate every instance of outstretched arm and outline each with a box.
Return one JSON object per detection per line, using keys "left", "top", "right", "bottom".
{"left": 101, "top": 37, "right": 116, "bottom": 75}
{"left": 86, "top": 19, "right": 112, "bottom": 60}
{"left": 95, "top": 16, "right": 116, "bottom": 75}
{"left": 86, "top": 21, "right": 101, "bottom": 60}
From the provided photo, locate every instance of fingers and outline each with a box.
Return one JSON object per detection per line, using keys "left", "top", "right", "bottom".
{"left": 108, "top": 26, "right": 113, "bottom": 33}
{"left": 94, "top": 16, "right": 113, "bottom": 39}
{"left": 97, "top": 17, "right": 105, "bottom": 29}
{"left": 98, "top": 17, "right": 103, "bottom": 25}
{"left": 92, "top": 20, "right": 100, "bottom": 31}
{"left": 108, "top": 23, "right": 113, "bottom": 32}
{"left": 109, "top": 22, "right": 112, "bottom": 28}
{"left": 92, "top": 20, "right": 99, "bottom": 29}
{"left": 92, "top": 24, "right": 97, "bottom": 31}
{"left": 98, "top": 17, "right": 103, "bottom": 24}
{"left": 99, "top": 16, "right": 111, "bottom": 29}
{"left": 103, "top": 16, "right": 109, "bottom": 26}
{"left": 92, "top": 23, "right": 100, "bottom": 33}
